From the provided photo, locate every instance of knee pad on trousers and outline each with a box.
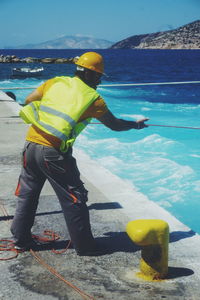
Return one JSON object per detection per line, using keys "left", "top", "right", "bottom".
{"left": 70, "top": 185, "right": 88, "bottom": 203}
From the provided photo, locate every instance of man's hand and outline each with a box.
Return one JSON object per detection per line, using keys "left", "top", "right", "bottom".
{"left": 135, "top": 118, "right": 149, "bottom": 130}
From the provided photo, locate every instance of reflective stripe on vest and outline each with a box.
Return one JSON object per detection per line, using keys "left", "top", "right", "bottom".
{"left": 81, "top": 119, "right": 91, "bottom": 126}
{"left": 71, "top": 118, "right": 91, "bottom": 138}
{"left": 39, "top": 105, "right": 76, "bottom": 128}
{"left": 30, "top": 102, "right": 68, "bottom": 141}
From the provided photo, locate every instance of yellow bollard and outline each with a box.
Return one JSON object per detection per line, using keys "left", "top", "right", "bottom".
{"left": 126, "top": 219, "right": 169, "bottom": 281}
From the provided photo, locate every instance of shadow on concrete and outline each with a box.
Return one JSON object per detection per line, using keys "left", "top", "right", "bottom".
{"left": 27, "top": 231, "right": 140, "bottom": 254}
{"left": 0, "top": 210, "right": 63, "bottom": 222}
{"left": 166, "top": 266, "right": 194, "bottom": 279}
{"left": 0, "top": 215, "right": 13, "bottom": 221}
{"left": 169, "top": 230, "right": 196, "bottom": 243}
{"left": 0, "top": 201, "right": 122, "bottom": 222}
{"left": 96, "top": 231, "right": 140, "bottom": 253}
{"left": 36, "top": 210, "right": 62, "bottom": 217}
{"left": 20, "top": 240, "right": 72, "bottom": 253}
{"left": 88, "top": 202, "right": 122, "bottom": 210}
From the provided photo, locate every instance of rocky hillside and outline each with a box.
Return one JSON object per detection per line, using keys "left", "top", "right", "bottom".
{"left": 12, "top": 36, "right": 113, "bottom": 50}
{"left": 111, "top": 20, "right": 200, "bottom": 49}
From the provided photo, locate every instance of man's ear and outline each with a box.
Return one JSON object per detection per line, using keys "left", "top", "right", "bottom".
{"left": 84, "top": 69, "right": 91, "bottom": 81}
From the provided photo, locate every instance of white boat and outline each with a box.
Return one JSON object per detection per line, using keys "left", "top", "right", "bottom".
{"left": 12, "top": 66, "right": 44, "bottom": 77}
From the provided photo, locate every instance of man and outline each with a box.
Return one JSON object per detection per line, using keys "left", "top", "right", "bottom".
{"left": 11, "top": 52, "right": 148, "bottom": 256}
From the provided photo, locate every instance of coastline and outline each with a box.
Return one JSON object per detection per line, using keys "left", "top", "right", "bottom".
{"left": 1, "top": 93, "right": 200, "bottom": 299}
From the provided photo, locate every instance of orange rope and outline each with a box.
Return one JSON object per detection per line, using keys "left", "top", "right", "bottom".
{"left": 30, "top": 249, "right": 96, "bottom": 300}
{"left": 32, "top": 230, "right": 71, "bottom": 254}
{"left": 0, "top": 239, "right": 19, "bottom": 260}
{"left": 0, "top": 200, "right": 19, "bottom": 260}
{"left": 0, "top": 201, "right": 96, "bottom": 300}
{"left": 0, "top": 201, "right": 9, "bottom": 217}
{"left": 52, "top": 240, "right": 71, "bottom": 254}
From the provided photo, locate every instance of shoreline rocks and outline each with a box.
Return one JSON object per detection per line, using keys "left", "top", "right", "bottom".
{"left": 0, "top": 55, "right": 76, "bottom": 64}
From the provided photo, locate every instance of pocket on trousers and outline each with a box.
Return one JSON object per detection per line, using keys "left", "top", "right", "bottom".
{"left": 43, "top": 147, "right": 66, "bottom": 174}
{"left": 21, "top": 141, "right": 30, "bottom": 167}
{"left": 70, "top": 185, "right": 89, "bottom": 203}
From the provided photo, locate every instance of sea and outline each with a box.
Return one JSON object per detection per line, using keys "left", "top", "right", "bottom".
{"left": 0, "top": 49, "right": 200, "bottom": 233}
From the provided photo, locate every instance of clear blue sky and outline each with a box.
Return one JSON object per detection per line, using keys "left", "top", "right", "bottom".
{"left": 0, "top": 0, "right": 199, "bottom": 47}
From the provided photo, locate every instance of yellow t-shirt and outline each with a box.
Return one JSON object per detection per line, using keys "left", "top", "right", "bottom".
{"left": 26, "top": 78, "right": 108, "bottom": 148}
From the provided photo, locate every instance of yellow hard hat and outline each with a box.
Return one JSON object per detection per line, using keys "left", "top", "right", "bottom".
{"left": 75, "top": 52, "right": 104, "bottom": 74}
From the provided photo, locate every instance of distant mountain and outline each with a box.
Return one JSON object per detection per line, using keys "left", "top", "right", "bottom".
{"left": 111, "top": 20, "right": 200, "bottom": 49}
{"left": 11, "top": 36, "right": 113, "bottom": 49}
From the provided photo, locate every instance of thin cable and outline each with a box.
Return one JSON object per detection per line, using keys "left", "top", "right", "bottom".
{"left": 1, "top": 80, "right": 200, "bottom": 90}
{"left": 90, "top": 122, "right": 200, "bottom": 130}
{"left": 148, "top": 124, "right": 200, "bottom": 130}
{"left": 100, "top": 80, "right": 200, "bottom": 87}
{"left": 0, "top": 87, "right": 36, "bottom": 90}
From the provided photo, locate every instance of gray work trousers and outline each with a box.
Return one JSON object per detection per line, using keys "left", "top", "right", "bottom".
{"left": 10, "top": 141, "right": 95, "bottom": 253}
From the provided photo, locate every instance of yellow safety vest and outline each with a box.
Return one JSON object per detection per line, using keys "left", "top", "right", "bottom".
{"left": 19, "top": 76, "right": 100, "bottom": 152}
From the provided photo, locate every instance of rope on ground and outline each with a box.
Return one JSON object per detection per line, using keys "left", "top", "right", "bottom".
{"left": 0, "top": 201, "right": 95, "bottom": 299}
{"left": 32, "top": 230, "right": 71, "bottom": 254}
{"left": 0, "top": 80, "right": 200, "bottom": 90}
{"left": 0, "top": 200, "right": 19, "bottom": 260}
{"left": 0, "top": 201, "right": 9, "bottom": 217}
{"left": 30, "top": 249, "right": 96, "bottom": 300}
{"left": 0, "top": 239, "right": 18, "bottom": 260}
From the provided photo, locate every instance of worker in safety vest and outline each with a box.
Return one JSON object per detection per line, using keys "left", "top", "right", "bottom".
{"left": 11, "top": 52, "right": 148, "bottom": 255}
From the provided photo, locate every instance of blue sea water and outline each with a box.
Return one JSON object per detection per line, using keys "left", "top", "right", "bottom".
{"left": 0, "top": 49, "right": 200, "bottom": 233}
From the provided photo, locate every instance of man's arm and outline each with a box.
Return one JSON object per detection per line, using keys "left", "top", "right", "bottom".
{"left": 97, "top": 110, "right": 149, "bottom": 131}
{"left": 25, "top": 89, "right": 43, "bottom": 105}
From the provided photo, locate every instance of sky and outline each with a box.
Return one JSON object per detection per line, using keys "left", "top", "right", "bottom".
{"left": 0, "top": 0, "right": 199, "bottom": 48}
